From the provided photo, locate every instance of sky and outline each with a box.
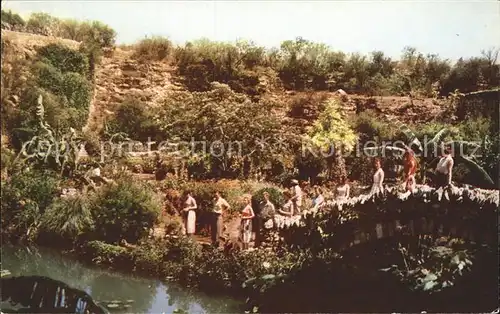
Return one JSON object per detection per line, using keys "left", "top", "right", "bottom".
{"left": 3, "top": 0, "right": 500, "bottom": 61}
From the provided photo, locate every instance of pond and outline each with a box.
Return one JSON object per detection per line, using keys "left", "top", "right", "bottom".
{"left": 1, "top": 244, "right": 243, "bottom": 313}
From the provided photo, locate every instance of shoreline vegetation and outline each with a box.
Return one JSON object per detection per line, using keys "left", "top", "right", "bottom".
{"left": 1, "top": 8, "right": 499, "bottom": 313}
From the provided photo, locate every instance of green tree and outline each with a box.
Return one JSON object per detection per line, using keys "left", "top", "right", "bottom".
{"left": 305, "top": 98, "right": 357, "bottom": 180}
{"left": 154, "top": 83, "right": 286, "bottom": 178}
{"left": 278, "top": 37, "right": 342, "bottom": 91}
{"left": 26, "top": 12, "right": 60, "bottom": 36}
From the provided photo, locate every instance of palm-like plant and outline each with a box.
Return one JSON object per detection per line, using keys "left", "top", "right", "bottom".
{"left": 14, "top": 95, "right": 84, "bottom": 176}
{"left": 363, "top": 116, "right": 494, "bottom": 188}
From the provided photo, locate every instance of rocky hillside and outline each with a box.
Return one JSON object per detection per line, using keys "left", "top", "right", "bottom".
{"left": 85, "top": 48, "right": 183, "bottom": 134}
{"left": 1, "top": 30, "right": 80, "bottom": 107}
{"left": 2, "top": 29, "right": 447, "bottom": 139}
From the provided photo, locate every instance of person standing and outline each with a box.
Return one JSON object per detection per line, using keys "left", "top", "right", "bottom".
{"left": 240, "top": 195, "right": 255, "bottom": 250}
{"left": 290, "top": 179, "right": 302, "bottom": 215}
{"left": 371, "top": 158, "right": 385, "bottom": 195}
{"left": 255, "top": 192, "right": 276, "bottom": 247}
{"left": 212, "top": 191, "right": 230, "bottom": 247}
{"left": 182, "top": 190, "right": 197, "bottom": 236}
{"left": 435, "top": 146, "right": 454, "bottom": 188}
{"left": 403, "top": 149, "right": 418, "bottom": 192}
{"left": 336, "top": 176, "right": 351, "bottom": 202}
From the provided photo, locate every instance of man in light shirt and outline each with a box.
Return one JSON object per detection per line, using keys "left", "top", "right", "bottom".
{"left": 290, "top": 179, "right": 302, "bottom": 215}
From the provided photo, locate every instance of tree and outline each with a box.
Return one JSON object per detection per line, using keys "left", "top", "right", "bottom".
{"left": 26, "top": 12, "right": 60, "bottom": 36}
{"left": 154, "top": 83, "right": 287, "bottom": 178}
{"left": 305, "top": 98, "right": 357, "bottom": 180}
{"left": 278, "top": 37, "right": 343, "bottom": 91}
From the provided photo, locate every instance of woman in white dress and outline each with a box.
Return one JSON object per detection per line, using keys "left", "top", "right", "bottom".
{"left": 240, "top": 195, "right": 255, "bottom": 250}
{"left": 336, "top": 176, "right": 351, "bottom": 202}
{"left": 435, "top": 146, "right": 454, "bottom": 188}
{"left": 182, "top": 190, "right": 197, "bottom": 236}
{"left": 371, "top": 158, "right": 385, "bottom": 195}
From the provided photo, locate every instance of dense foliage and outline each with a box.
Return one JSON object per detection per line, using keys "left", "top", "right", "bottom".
{"left": 154, "top": 83, "right": 292, "bottom": 179}
{"left": 91, "top": 176, "right": 162, "bottom": 244}
{"left": 1, "top": 10, "right": 116, "bottom": 48}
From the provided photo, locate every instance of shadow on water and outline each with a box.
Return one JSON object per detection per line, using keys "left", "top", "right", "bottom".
{"left": 1, "top": 275, "right": 106, "bottom": 313}
{"left": 0, "top": 245, "right": 242, "bottom": 313}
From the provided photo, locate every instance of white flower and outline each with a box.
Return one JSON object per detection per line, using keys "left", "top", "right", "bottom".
{"left": 262, "top": 262, "right": 271, "bottom": 269}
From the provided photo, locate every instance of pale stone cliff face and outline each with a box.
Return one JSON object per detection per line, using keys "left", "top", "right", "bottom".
{"left": 85, "top": 48, "right": 183, "bottom": 134}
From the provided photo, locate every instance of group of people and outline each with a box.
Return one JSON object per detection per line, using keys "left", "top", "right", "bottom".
{"left": 177, "top": 178, "right": 352, "bottom": 249}
{"left": 389, "top": 145, "right": 455, "bottom": 193}
{"left": 177, "top": 146, "right": 455, "bottom": 249}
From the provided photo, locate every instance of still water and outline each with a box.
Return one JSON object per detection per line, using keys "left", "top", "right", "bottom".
{"left": 1, "top": 245, "right": 242, "bottom": 313}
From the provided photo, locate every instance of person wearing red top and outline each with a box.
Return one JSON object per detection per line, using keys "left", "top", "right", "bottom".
{"left": 403, "top": 149, "right": 418, "bottom": 192}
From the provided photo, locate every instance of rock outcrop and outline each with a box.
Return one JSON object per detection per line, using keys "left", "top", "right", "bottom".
{"left": 84, "top": 49, "right": 182, "bottom": 134}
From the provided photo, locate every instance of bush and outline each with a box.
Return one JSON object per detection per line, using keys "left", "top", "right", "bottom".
{"left": 26, "top": 12, "right": 60, "bottom": 36}
{"left": 57, "top": 19, "right": 81, "bottom": 41}
{"left": 351, "top": 110, "right": 400, "bottom": 143}
{"left": 105, "top": 98, "right": 162, "bottom": 142}
{"left": 92, "top": 175, "right": 162, "bottom": 244}
{"left": 39, "top": 194, "right": 95, "bottom": 240}
{"left": 133, "top": 36, "right": 173, "bottom": 61}
{"left": 37, "top": 43, "right": 89, "bottom": 75}
{"left": 1, "top": 10, "right": 26, "bottom": 31}
{"left": 174, "top": 40, "right": 265, "bottom": 94}
{"left": 61, "top": 72, "right": 92, "bottom": 110}
{"left": 78, "top": 21, "right": 116, "bottom": 49}
{"left": 1, "top": 169, "right": 60, "bottom": 239}
{"left": 32, "top": 61, "right": 64, "bottom": 94}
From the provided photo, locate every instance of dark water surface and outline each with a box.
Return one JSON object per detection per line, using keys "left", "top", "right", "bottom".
{"left": 1, "top": 244, "right": 242, "bottom": 313}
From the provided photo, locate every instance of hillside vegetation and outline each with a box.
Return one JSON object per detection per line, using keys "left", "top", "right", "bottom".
{"left": 1, "top": 9, "right": 499, "bottom": 313}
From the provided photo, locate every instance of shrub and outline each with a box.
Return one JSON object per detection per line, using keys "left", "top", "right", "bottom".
{"left": 1, "top": 169, "right": 60, "bottom": 239}
{"left": 39, "top": 194, "right": 95, "bottom": 241}
{"left": 174, "top": 39, "right": 265, "bottom": 94}
{"left": 78, "top": 21, "right": 116, "bottom": 49}
{"left": 32, "top": 61, "right": 64, "bottom": 94}
{"left": 105, "top": 98, "right": 162, "bottom": 142}
{"left": 11, "top": 85, "right": 86, "bottom": 149}
{"left": 37, "top": 43, "right": 89, "bottom": 75}
{"left": 61, "top": 72, "right": 92, "bottom": 110}
{"left": 26, "top": 12, "right": 60, "bottom": 36}
{"left": 456, "top": 117, "right": 492, "bottom": 142}
{"left": 351, "top": 110, "right": 400, "bottom": 143}
{"left": 57, "top": 19, "right": 81, "bottom": 41}
{"left": 13, "top": 87, "right": 86, "bottom": 144}
{"left": 91, "top": 175, "right": 162, "bottom": 244}
{"left": 155, "top": 84, "right": 285, "bottom": 178}
{"left": 133, "top": 36, "right": 173, "bottom": 61}
{"left": 1, "top": 10, "right": 26, "bottom": 31}
{"left": 307, "top": 98, "right": 357, "bottom": 151}
{"left": 84, "top": 240, "right": 134, "bottom": 266}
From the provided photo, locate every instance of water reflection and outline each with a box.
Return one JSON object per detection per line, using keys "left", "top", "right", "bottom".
{"left": 1, "top": 245, "right": 241, "bottom": 313}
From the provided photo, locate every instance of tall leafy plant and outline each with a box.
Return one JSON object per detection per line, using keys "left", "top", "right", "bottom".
{"left": 15, "top": 95, "right": 84, "bottom": 175}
